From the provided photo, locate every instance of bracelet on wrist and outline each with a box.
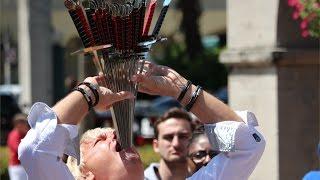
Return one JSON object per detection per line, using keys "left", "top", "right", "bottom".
{"left": 78, "top": 82, "right": 100, "bottom": 107}
{"left": 185, "top": 85, "right": 202, "bottom": 111}
{"left": 73, "top": 86, "right": 93, "bottom": 111}
{"left": 177, "top": 80, "right": 192, "bottom": 102}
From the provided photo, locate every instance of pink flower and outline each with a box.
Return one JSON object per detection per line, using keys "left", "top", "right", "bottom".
{"left": 300, "top": 19, "right": 308, "bottom": 29}
{"left": 301, "top": 30, "right": 309, "bottom": 38}
{"left": 288, "top": 0, "right": 298, "bottom": 7}
{"left": 288, "top": 0, "right": 319, "bottom": 38}
{"left": 292, "top": 11, "right": 300, "bottom": 19}
{"left": 295, "top": 3, "right": 304, "bottom": 12}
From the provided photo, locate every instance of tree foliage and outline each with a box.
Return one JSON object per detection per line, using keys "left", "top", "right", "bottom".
{"left": 151, "top": 39, "right": 228, "bottom": 92}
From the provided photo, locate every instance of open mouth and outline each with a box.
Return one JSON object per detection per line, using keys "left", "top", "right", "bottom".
{"left": 116, "top": 141, "right": 122, "bottom": 152}
{"left": 112, "top": 133, "right": 123, "bottom": 152}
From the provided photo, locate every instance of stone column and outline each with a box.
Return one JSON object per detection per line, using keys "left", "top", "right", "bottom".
{"left": 220, "top": 0, "right": 319, "bottom": 179}
{"left": 18, "top": 0, "right": 53, "bottom": 109}
{"left": 18, "top": 0, "right": 32, "bottom": 108}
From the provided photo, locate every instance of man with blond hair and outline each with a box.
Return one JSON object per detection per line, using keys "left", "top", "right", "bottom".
{"left": 19, "top": 62, "right": 265, "bottom": 180}
{"left": 66, "top": 127, "right": 120, "bottom": 179}
{"left": 19, "top": 75, "right": 143, "bottom": 180}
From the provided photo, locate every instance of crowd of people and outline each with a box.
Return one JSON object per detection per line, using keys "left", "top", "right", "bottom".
{"left": 144, "top": 108, "right": 221, "bottom": 180}
{"left": 9, "top": 61, "right": 267, "bottom": 179}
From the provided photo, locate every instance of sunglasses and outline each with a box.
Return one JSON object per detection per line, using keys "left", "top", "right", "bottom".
{"left": 189, "top": 150, "right": 219, "bottom": 161}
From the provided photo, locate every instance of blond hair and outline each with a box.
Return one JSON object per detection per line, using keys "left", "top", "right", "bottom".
{"left": 67, "top": 127, "right": 114, "bottom": 179}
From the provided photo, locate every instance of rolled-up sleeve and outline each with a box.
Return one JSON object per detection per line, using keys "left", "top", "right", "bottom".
{"left": 18, "top": 102, "right": 78, "bottom": 180}
{"left": 188, "top": 111, "right": 266, "bottom": 180}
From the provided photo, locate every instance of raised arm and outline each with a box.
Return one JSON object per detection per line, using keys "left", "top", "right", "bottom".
{"left": 133, "top": 61, "right": 266, "bottom": 180}
{"left": 53, "top": 75, "right": 134, "bottom": 125}
{"left": 132, "top": 62, "right": 242, "bottom": 124}
{"left": 18, "top": 75, "right": 133, "bottom": 180}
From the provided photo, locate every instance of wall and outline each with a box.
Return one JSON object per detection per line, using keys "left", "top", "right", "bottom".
{"left": 229, "top": 66, "right": 279, "bottom": 180}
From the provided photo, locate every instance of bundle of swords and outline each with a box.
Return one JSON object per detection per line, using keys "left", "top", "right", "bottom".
{"left": 64, "top": 0, "right": 172, "bottom": 148}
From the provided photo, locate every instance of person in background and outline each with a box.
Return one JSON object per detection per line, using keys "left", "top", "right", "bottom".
{"left": 144, "top": 108, "right": 194, "bottom": 180}
{"left": 7, "top": 113, "right": 30, "bottom": 180}
{"left": 134, "top": 61, "right": 266, "bottom": 179}
{"left": 187, "top": 127, "right": 219, "bottom": 175}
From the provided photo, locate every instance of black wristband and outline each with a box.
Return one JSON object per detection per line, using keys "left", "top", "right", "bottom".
{"left": 177, "top": 80, "right": 192, "bottom": 102}
{"left": 78, "top": 82, "right": 99, "bottom": 107}
{"left": 185, "top": 85, "right": 202, "bottom": 111}
{"left": 73, "top": 87, "right": 93, "bottom": 111}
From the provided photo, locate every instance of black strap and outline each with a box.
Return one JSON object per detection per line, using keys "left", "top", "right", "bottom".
{"left": 152, "top": 5, "right": 169, "bottom": 36}
{"left": 177, "top": 80, "right": 192, "bottom": 102}
{"left": 185, "top": 85, "right": 202, "bottom": 111}
{"left": 73, "top": 87, "right": 93, "bottom": 111}
{"left": 78, "top": 82, "right": 99, "bottom": 107}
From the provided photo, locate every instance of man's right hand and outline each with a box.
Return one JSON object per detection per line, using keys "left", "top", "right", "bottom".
{"left": 132, "top": 61, "right": 188, "bottom": 99}
{"left": 84, "top": 75, "right": 134, "bottom": 110}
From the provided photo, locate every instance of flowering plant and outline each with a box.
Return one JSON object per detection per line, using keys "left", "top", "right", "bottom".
{"left": 288, "top": 0, "right": 320, "bottom": 38}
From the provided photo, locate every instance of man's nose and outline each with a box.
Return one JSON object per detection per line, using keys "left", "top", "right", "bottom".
{"left": 203, "top": 154, "right": 211, "bottom": 164}
{"left": 171, "top": 135, "right": 180, "bottom": 147}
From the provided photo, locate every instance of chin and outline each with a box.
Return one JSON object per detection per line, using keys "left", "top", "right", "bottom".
{"left": 167, "top": 156, "right": 187, "bottom": 163}
{"left": 123, "top": 152, "right": 141, "bottom": 161}
{"left": 120, "top": 148, "right": 142, "bottom": 162}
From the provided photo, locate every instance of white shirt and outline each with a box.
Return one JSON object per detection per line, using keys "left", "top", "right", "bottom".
{"left": 188, "top": 111, "right": 265, "bottom": 180}
{"left": 18, "top": 102, "right": 78, "bottom": 180}
{"left": 144, "top": 111, "right": 265, "bottom": 180}
{"left": 19, "top": 102, "right": 265, "bottom": 180}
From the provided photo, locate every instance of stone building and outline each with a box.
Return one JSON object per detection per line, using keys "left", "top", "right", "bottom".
{"left": 220, "top": 0, "right": 319, "bottom": 179}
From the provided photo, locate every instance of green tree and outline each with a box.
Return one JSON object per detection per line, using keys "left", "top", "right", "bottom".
{"left": 152, "top": 39, "right": 228, "bottom": 92}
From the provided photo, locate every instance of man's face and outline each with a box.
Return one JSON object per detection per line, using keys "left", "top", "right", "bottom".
{"left": 188, "top": 136, "right": 217, "bottom": 172}
{"left": 153, "top": 118, "right": 192, "bottom": 163}
{"left": 81, "top": 130, "right": 144, "bottom": 180}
